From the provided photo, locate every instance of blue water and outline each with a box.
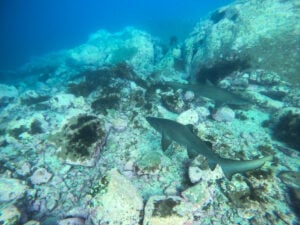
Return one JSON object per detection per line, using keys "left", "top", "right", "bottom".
{"left": 0, "top": 0, "right": 232, "bottom": 72}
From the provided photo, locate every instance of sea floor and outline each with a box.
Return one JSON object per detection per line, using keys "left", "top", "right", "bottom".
{"left": 0, "top": 60, "right": 299, "bottom": 225}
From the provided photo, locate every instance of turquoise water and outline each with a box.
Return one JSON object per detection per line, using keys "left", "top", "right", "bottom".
{"left": 0, "top": 0, "right": 299, "bottom": 224}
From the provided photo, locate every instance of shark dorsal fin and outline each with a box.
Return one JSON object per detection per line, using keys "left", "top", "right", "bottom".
{"left": 161, "top": 134, "right": 172, "bottom": 151}
{"left": 185, "top": 124, "right": 194, "bottom": 133}
{"left": 204, "top": 141, "right": 213, "bottom": 149}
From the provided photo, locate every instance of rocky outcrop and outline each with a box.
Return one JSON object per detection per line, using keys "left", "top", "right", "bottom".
{"left": 184, "top": 0, "right": 300, "bottom": 83}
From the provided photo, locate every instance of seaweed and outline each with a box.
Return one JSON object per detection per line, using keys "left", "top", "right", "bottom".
{"left": 273, "top": 111, "right": 300, "bottom": 151}
{"left": 29, "top": 120, "right": 43, "bottom": 134}
{"left": 50, "top": 115, "right": 106, "bottom": 161}
{"left": 91, "top": 93, "right": 120, "bottom": 115}
{"left": 152, "top": 198, "right": 180, "bottom": 217}
{"left": 68, "top": 68, "right": 112, "bottom": 97}
{"left": 8, "top": 125, "right": 28, "bottom": 139}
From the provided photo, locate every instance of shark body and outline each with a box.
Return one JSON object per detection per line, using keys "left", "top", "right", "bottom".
{"left": 146, "top": 117, "right": 273, "bottom": 179}
{"left": 163, "top": 82, "right": 249, "bottom": 106}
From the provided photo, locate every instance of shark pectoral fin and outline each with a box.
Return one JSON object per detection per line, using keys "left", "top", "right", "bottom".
{"left": 222, "top": 170, "right": 234, "bottom": 180}
{"left": 161, "top": 135, "right": 172, "bottom": 151}
{"left": 187, "top": 148, "right": 198, "bottom": 159}
{"left": 208, "top": 159, "right": 217, "bottom": 170}
{"left": 204, "top": 141, "right": 213, "bottom": 149}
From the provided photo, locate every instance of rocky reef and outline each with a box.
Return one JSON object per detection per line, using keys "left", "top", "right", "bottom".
{"left": 0, "top": 0, "right": 300, "bottom": 224}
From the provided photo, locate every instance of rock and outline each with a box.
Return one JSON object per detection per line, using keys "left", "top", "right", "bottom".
{"left": 183, "top": 90, "right": 195, "bottom": 101}
{"left": 20, "top": 90, "right": 50, "bottom": 106}
{"left": 65, "top": 207, "right": 89, "bottom": 220}
{"left": 50, "top": 114, "right": 109, "bottom": 167}
{"left": 272, "top": 110, "right": 300, "bottom": 151}
{"left": 0, "top": 84, "right": 18, "bottom": 107}
{"left": 0, "top": 205, "right": 21, "bottom": 225}
{"left": 143, "top": 195, "right": 193, "bottom": 225}
{"left": 278, "top": 171, "right": 300, "bottom": 189}
{"left": 89, "top": 169, "right": 143, "bottom": 225}
{"left": 188, "top": 164, "right": 224, "bottom": 184}
{"left": 58, "top": 218, "right": 85, "bottom": 225}
{"left": 23, "top": 221, "right": 40, "bottom": 225}
{"left": 30, "top": 168, "right": 52, "bottom": 185}
{"left": 0, "top": 178, "right": 28, "bottom": 203}
{"left": 196, "top": 106, "right": 210, "bottom": 122}
{"left": 161, "top": 90, "right": 185, "bottom": 113}
{"left": 7, "top": 113, "right": 46, "bottom": 140}
{"left": 110, "top": 117, "right": 128, "bottom": 132}
{"left": 212, "top": 106, "right": 235, "bottom": 122}
{"left": 181, "top": 182, "right": 211, "bottom": 205}
{"left": 185, "top": 0, "right": 300, "bottom": 83}
{"left": 177, "top": 109, "right": 199, "bottom": 125}
{"left": 69, "top": 27, "right": 157, "bottom": 79}
{"left": 16, "top": 162, "right": 31, "bottom": 177}
{"left": 49, "top": 93, "right": 85, "bottom": 112}
{"left": 135, "top": 151, "right": 163, "bottom": 175}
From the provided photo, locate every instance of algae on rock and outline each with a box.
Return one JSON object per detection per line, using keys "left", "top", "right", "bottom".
{"left": 49, "top": 114, "right": 108, "bottom": 166}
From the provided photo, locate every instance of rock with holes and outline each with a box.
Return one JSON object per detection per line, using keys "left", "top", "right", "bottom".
{"left": 88, "top": 169, "right": 143, "bottom": 225}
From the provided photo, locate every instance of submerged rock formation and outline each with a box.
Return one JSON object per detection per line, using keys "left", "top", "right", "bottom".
{"left": 184, "top": 0, "right": 300, "bottom": 83}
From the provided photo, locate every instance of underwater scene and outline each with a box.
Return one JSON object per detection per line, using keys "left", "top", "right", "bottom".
{"left": 0, "top": 0, "right": 300, "bottom": 224}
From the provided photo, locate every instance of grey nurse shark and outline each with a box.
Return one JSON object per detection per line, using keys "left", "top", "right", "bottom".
{"left": 162, "top": 81, "right": 249, "bottom": 106}
{"left": 146, "top": 117, "right": 273, "bottom": 179}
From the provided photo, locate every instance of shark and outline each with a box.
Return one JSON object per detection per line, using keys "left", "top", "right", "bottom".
{"left": 146, "top": 116, "right": 273, "bottom": 179}
{"left": 160, "top": 81, "right": 249, "bottom": 106}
